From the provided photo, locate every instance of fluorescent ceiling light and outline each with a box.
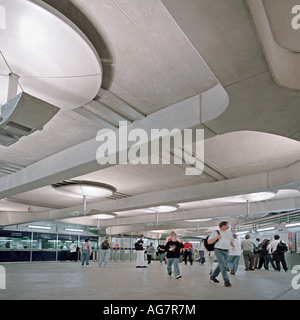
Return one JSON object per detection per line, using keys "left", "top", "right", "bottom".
{"left": 185, "top": 218, "right": 213, "bottom": 222}
{"left": 257, "top": 227, "right": 275, "bottom": 232}
{"left": 28, "top": 225, "right": 51, "bottom": 230}
{"left": 236, "top": 230, "right": 250, "bottom": 235}
{"left": 65, "top": 228, "right": 84, "bottom": 232}
{"left": 285, "top": 222, "right": 300, "bottom": 228}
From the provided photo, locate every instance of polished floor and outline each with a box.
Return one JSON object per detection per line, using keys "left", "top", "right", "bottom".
{"left": 0, "top": 260, "right": 299, "bottom": 300}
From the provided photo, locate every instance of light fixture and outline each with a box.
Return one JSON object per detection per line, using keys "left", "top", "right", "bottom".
{"left": 65, "top": 228, "right": 84, "bottom": 232}
{"left": 0, "top": 0, "right": 102, "bottom": 110}
{"left": 90, "top": 213, "right": 116, "bottom": 220}
{"left": 185, "top": 218, "right": 213, "bottom": 222}
{"left": 285, "top": 222, "right": 300, "bottom": 228}
{"left": 236, "top": 230, "right": 250, "bottom": 235}
{"left": 28, "top": 225, "right": 51, "bottom": 230}
{"left": 257, "top": 227, "right": 275, "bottom": 232}
{"left": 52, "top": 180, "right": 116, "bottom": 199}
{"left": 147, "top": 205, "right": 179, "bottom": 213}
{"left": 223, "top": 192, "right": 276, "bottom": 203}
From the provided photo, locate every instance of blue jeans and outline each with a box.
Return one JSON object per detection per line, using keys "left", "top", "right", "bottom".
{"left": 81, "top": 250, "right": 90, "bottom": 266}
{"left": 199, "top": 250, "right": 205, "bottom": 265}
{"left": 227, "top": 255, "right": 240, "bottom": 273}
{"left": 98, "top": 249, "right": 111, "bottom": 267}
{"left": 167, "top": 258, "right": 180, "bottom": 277}
{"left": 158, "top": 253, "right": 165, "bottom": 263}
{"left": 211, "top": 248, "right": 230, "bottom": 283}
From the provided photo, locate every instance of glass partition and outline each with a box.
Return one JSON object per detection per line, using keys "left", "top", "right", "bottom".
{"left": 32, "top": 232, "right": 58, "bottom": 250}
{"left": 58, "top": 234, "right": 79, "bottom": 250}
{"left": 0, "top": 230, "right": 31, "bottom": 249}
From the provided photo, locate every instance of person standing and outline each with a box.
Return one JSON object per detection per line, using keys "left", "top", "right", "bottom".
{"left": 197, "top": 239, "right": 206, "bottom": 266}
{"left": 241, "top": 234, "right": 255, "bottom": 271}
{"left": 98, "top": 236, "right": 112, "bottom": 268}
{"left": 258, "top": 239, "right": 277, "bottom": 270}
{"left": 183, "top": 239, "right": 193, "bottom": 265}
{"left": 208, "top": 221, "right": 235, "bottom": 287}
{"left": 70, "top": 241, "right": 77, "bottom": 262}
{"left": 146, "top": 242, "right": 155, "bottom": 264}
{"left": 165, "top": 231, "right": 184, "bottom": 279}
{"left": 157, "top": 242, "right": 166, "bottom": 264}
{"left": 268, "top": 235, "right": 288, "bottom": 272}
{"left": 135, "top": 234, "right": 147, "bottom": 268}
{"left": 227, "top": 233, "right": 241, "bottom": 275}
{"left": 81, "top": 238, "right": 92, "bottom": 267}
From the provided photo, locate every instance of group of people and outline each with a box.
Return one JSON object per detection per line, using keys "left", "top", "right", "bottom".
{"left": 70, "top": 237, "right": 113, "bottom": 268}
{"left": 206, "top": 222, "right": 289, "bottom": 287}
{"left": 135, "top": 233, "right": 195, "bottom": 278}
{"left": 240, "top": 234, "right": 288, "bottom": 272}
{"left": 77, "top": 224, "right": 289, "bottom": 287}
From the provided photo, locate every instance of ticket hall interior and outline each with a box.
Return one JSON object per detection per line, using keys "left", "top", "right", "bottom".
{"left": 0, "top": 0, "right": 300, "bottom": 300}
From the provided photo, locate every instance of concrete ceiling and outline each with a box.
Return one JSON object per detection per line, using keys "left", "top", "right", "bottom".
{"left": 0, "top": 0, "right": 299, "bottom": 236}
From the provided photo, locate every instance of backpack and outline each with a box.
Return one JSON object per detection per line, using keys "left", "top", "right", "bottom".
{"left": 276, "top": 241, "right": 288, "bottom": 253}
{"left": 134, "top": 240, "right": 143, "bottom": 250}
{"left": 101, "top": 240, "right": 110, "bottom": 250}
{"left": 204, "top": 230, "right": 220, "bottom": 251}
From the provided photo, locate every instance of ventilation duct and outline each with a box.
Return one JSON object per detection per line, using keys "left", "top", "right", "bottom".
{"left": 0, "top": 92, "right": 60, "bottom": 146}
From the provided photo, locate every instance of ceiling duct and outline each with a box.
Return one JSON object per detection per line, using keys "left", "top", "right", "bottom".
{"left": 0, "top": 92, "right": 60, "bottom": 146}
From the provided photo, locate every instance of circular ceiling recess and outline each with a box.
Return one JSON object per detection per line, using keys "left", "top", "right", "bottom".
{"left": 52, "top": 180, "right": 116, "bottom": 199}
{"left": 0, "top": 0, "right": 102, "bottom": 109}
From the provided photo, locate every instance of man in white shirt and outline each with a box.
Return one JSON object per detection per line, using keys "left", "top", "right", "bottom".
{"left": 208, "top": 221, "right": 235, "bottom": 287}
{"left": 70, "top": 241, "right": 77, "bottom": 262}
{"left": 268, "top": 235, "right": 288, "bottom": 272}
{"left": 227, "top": 233, "right": 241, "bottom": 274}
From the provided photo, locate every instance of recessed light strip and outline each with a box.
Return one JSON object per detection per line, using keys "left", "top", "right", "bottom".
{"left": 285, "top": 222, "right": 300, "bottom": 228}
{"left": 257, "top": 227, "right": 275, "bottom": 232}
{"left": 28, "top": 225, "right": 51, "bottom": 230}
{"left": 236, "top": 230, "right": 250, "bottom": 235}
{"left": 65, "top": 228, "right": 84, "bottom": 232}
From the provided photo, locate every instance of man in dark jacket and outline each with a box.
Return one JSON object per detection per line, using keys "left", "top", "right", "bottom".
{"left": 165, "top": 231, "right": 184, "bottom": 279}
{"left": 135, "top": 234, "right": 147, "bottom": 268}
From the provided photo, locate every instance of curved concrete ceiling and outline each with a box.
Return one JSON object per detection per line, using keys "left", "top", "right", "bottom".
{"left": 0, "top": 0, "right": 299, "bottom": 237}
{"left": 246, "top": 0, "right": 300, "bottom": 91}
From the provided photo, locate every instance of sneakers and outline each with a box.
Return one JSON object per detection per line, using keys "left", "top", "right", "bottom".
{"left": 210, "top": 277, "right": 220, "bottom": 283}
{"left": 168, "top": 275, "right": 182, "bottom": 279}
{"left": 224, "top": 281, "right": 232, "bottom": 287}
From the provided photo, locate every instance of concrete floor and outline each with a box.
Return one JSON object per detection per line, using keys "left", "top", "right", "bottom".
{"left": 0, "top": 260, "right": 299, "bottom": 300}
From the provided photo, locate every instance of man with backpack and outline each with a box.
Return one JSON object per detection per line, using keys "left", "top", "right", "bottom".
{"left": 134, "top": 234, "right": 147, "bottom": 268}
{"left": 207, "top": 221, "right": 235, "bottom": 287}
{"left": 98, "top": 236, "right": 112, "bottom": 268}
{"left": 268, "top": 235, "right": 288, "bottom": 272}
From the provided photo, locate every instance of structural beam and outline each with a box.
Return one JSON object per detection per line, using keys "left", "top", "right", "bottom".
{"left": 1, "top": 161, "right": 299, "bottom": 226}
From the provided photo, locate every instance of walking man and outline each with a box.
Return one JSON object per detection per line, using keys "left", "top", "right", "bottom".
{"left": 208, "top": 221, "right": 235, "bottom": 287}
{"left": 165, "top": 231, "right": 184, "bottom": 279}
{"left": 98, "top": 236, "right": 112, "bottom": 268}
{"left": 135, "top": 234, "right": 147, "bottom": 268}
